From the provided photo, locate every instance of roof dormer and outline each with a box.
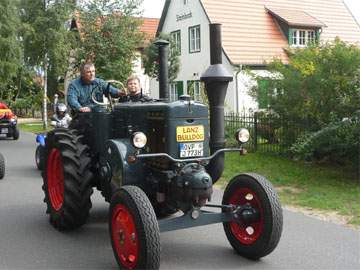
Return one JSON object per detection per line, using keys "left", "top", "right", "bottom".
{"left": 266, "top": 7, "right": 326, "bottom": 47}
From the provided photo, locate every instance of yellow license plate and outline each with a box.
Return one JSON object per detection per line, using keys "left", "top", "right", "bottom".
{"left": 176, "top": 125, "right": 204, "bottom": 142}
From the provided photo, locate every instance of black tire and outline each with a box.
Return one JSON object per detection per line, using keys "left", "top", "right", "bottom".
{"left": 222, "top": 173, "right": 283, "bottom": 260}
{"left": 110, "top": 186, "right": 160, "bottom": 270}
{"left": 42, "top": 128, "right": 93, "bottom": 230}
{"left": 0, "top": 153, "right": 5, "bottom": 179}
{"left": 35, "top": 145, "right": 45, "bottom": 170}
{"left": 13, "top": 127, "right": 19, "bottom": 140}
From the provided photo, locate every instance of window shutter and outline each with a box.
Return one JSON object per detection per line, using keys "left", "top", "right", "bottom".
{"left": 288, "top": 28, "right": 293, "bottom": 45}
{"left": 258, "top": 79, "right": 270, "bottom": 109}
{"left": 177, "top": 81, "right": 183, "bottom": 97}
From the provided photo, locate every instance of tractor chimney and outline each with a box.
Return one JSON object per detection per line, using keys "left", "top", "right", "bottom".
{"left": 200, "top": 23, "right": 233, "bottom": 183}
{"left": 155, "top": 39, "right": 170, "bottom": 100}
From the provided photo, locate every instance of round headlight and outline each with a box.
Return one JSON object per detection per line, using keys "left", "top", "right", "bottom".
{"left": 235, "top": 128, "right": 250, "bottom": 143}
{"left": 131, "top": 132, "right": 147, "bottom": 149}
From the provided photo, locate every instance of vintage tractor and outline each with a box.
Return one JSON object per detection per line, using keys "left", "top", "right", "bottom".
{"left": 41, "top": 24, "right": 283, "bottom": 270}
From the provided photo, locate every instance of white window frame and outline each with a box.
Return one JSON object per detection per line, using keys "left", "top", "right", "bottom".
{"left": 170, "top": 30, "right": 181, "bottom": 55}
{"left": 189, "top": 25, "right": 201, "bottom": 53}
{"left": 290, "top": 29, "right": 316, "bottom": 47}
{"left": 169, "top": 82, "right": 178, "bottom": 102}
{"left": 193, "top": 81, "right": 201, "bottom": 101}
{"left": 188, "top": 81, "right": 201, "bottom": 101}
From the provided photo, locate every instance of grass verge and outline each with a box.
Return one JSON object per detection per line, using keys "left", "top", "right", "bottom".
{"left": 18, "top": 121, "right": 52, "bottom": 134}
{"left": 218, "top": 152, "right": 360, "bottom": 227}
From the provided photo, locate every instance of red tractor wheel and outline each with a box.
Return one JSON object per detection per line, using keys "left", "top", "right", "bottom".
{"left": 42, "top": 128, "right": 93, "bottom": 230}
{"left": 110, "top": 186, "right": 160, "bottom": 270}
{"left": 222, "top": 173, "right": 283, "bottom": 259}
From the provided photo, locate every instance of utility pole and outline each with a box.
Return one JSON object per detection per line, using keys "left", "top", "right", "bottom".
{"left": 42, "top": 0, "right": 48, "bottom": 129}
{"left": 43, "top": 53, "right": 48, "bottom": 129}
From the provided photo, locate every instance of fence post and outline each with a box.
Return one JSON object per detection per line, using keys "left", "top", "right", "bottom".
{"left": 254, "top": 112, "right": 258, "bottom": 151}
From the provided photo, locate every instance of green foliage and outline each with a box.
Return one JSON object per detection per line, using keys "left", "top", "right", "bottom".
{"left": 250, "top": 39, "right": 360, "bottom": 129}
{"left": 0, "top": 0, "right": 22, "bottom": 93}
{"left": 76, "top": 0, "right": 144, "bottom": 82}
{"left": 249, "top": 39, "right": 360, "bottom": 164}
{"left": 291, "top": 111, "right": 360, "bottom": 168}
{"left": 142, "top": 32, "right": 180, "bottom": 82}
{"left": 20, "top": 0, "right": 76, "bottom": 97}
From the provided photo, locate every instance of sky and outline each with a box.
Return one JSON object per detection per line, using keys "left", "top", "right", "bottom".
{"left": 140, "top": 0, "right": 165, "bottom": 18}
{"left": 140, "top": 0, "right": 360, "bottom": 24}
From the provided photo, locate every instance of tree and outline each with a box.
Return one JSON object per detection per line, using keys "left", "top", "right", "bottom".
{"left": 75, "top": 0, "right": 144, "bottom": 82}
{"left": 250, "top": 39, "right": 360, "bottom": 167}
{"left": 250, "top": 38, "right": 360, "bottom": 129}
{"left": 142, "top": 32, "right": 180, "bottom": 82}
{"left": 20, "top": 0, "right": 76, "bottom": 127}
{"left": 20, "top": 0, "right": 76, "bottom": 97}
{"left": 0, "top": 0, "right": 22, "bottom": 101}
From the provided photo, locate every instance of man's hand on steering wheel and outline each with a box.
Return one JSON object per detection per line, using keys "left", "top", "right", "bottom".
{"left": 117, "top": 89, "right": 127, "bottom": 97}
{"left": 79, "top": 107, "right": 91, "bottom": 112}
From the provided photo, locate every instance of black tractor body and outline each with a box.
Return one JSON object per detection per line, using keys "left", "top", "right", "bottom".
{"left": 41, "top": 24, "right": 283, "bottom": 270}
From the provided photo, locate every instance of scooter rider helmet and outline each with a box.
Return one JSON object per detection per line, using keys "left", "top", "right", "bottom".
{"left": 56, "top": 103, "right": 67, "bottom": 119}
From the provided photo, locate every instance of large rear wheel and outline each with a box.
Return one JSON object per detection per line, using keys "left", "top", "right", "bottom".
{"left": 110, "top": 186, "right": 160, "bottom": 270}
{"left": 42, "top": 128, "right": 93, "bottom": 230}
{"left": 222, "top": 173, "right": 283, "bottom": 259}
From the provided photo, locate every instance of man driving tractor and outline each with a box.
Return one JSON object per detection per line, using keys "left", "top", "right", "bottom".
{"left": 67, "top": 62, "right": 124, "bottom": 113}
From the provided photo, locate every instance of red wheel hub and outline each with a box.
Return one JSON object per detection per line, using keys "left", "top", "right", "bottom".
{"left": 229, "top": 188, "right": 264, "bottom": 245}
{"left": 111, "top": 204, "right": 139, "bottom": 269}
{"left": 47, "top": 148, "right": 64, "bottom": 211}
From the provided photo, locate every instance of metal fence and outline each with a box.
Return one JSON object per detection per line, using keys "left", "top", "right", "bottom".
{"left": 225, "top": 112, "right": 308, "bottom": 153}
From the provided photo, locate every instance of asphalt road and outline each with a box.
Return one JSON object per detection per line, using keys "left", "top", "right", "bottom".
{"left": 0, "top": 131, "right": 359, "bottom": 270}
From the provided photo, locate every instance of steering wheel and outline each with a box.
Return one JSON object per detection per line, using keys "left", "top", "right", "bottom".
{"left": 91, "top": 80, "right": 126, "bottom": 110}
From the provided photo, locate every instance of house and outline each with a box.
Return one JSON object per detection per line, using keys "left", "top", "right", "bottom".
{"left": 156, "top": 0, "right": 360, "bottom": 112}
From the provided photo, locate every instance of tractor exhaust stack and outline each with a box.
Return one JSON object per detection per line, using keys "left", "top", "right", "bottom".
{"left": 155, "top": 39, "right": 170, "bottom": 100}
{"left": 201, "top": 23, "right": 233, "bottom": 183}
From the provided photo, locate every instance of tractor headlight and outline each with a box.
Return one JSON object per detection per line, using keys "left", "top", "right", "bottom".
{"left": 235, "top": 128, "right": 250, "bottom": 143}
{"left": 131, "top": 132, "right": 147, "bottom": 149}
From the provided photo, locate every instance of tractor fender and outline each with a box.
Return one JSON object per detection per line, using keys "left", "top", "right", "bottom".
{"left": 36, "top": 134, "right": 46, "bottom": 146}
{"left": 101, "top": 139, "right": 146, "bottom": 189}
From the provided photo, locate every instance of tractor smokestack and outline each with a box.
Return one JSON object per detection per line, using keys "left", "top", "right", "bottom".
{"left": 200, "top": 23, "right": 233, "bottom": 183}
{"left": 155, "top": 39, "right": 170, "bottom": 100}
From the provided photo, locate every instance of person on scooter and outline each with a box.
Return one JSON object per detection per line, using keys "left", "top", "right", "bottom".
{"left": 51, "top": 103, "right": 72, "bottom": 128}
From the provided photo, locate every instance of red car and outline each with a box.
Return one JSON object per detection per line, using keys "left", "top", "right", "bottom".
{"left": 0, "top": 102, "right": 19, "bottom": 140}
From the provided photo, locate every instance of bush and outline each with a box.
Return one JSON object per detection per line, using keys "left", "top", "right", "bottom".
{"left": 291, "top": 111, "right": 360, "bottom": 168}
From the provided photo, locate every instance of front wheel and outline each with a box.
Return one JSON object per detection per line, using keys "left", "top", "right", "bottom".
{"left": 35, "top": 145, "right": 45, "bottom": 170}
{"left": 222, "top": 173, "right": 283, "bottom": 259}
{"left": 13, "top": 127, "right": 19, "bottom": 140}
{"left": 110, "top": 186, "right": 160, "bottom": 270}
{"left": 0, "top": 153, "right": 5, "bottom": 179}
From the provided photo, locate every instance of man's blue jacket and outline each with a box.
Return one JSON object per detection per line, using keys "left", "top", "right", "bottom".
{"left": 67, "top": 78, "right": 119, "bottom": 112}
